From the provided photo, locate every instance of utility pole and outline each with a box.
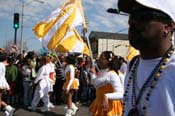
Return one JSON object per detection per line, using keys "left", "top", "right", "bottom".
{"left": 20, "top": 0, "right": 44, "bottom": 53}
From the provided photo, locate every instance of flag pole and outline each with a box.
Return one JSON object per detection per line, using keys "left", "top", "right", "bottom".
{"left": 83, "top": 31, "right": 94, "bottom": 64}
{"left": 53, "top": 50, "right": 62, "bottom": 66}
{"left": 83, "top": 30, "right": 100, "bottom": 71}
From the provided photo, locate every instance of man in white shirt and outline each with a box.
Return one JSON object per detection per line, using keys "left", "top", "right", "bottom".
{"left": 118, "top": 0, "right": 175, "bottom": 116}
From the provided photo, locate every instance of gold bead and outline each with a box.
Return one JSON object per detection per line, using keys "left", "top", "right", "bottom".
{"left": 142, "top": 110, "right": 146, "bottom": 115}
{"left": 169, "top": 50, "right": 173, "bottom": 54}
{"left": 164, "top": 58, "right": 169, "bottom": 63}
{"left": 155, "top": 73, "right": 161, "bottom": 77}
{"left": 125, "top": 87, "right": 128, "bottom": 90}
{"left": 128, "top": 80, "right": 131, "bottom": 83}
{"left": 148, "top": 89, "right": 152, "bottom": 93}
{"left": 151, "top": 81, "right": 156, "bottom": 86}
{"left": 143, "top": 102, "right": 147, "bottom": 106}
{"left": 160, "top": 65, "right": 166, "bottom": 70}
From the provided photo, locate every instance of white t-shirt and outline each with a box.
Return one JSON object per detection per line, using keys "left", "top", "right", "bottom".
{"left": 123, "top": 51, "right": 175, "bottom": 116}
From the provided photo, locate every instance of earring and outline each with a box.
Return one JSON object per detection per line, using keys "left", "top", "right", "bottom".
{"left": 163, "top": 31, "right": 168, "bottom": 37}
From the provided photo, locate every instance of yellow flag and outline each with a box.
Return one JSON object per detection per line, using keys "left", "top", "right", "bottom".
{"left": 32, "top": 0, "right": 87, "bottom": 50}
{"left": 125, "top": 45, "right": 139, "bottom": 61}
{"left": 55, "top": 28, "right": 90, "bottom": 56}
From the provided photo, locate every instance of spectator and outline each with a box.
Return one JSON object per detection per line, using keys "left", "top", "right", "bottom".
{"left": 54, "top": 55, "right": 67, "bottom": 105}
{"left": 6, "top": 55, "right": 18, "bottom": 105}
{"left": 21, "top": 58, "right": 33, "bottom": 107}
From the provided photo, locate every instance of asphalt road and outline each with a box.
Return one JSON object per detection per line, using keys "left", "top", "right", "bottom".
{"left": 0, "top": 104, "right": 90, "bottom": 116}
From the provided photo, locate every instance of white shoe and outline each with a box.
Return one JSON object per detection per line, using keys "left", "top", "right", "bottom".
{"left": 71, "top": 107, "right": 78, "bottom": 115}
{"left": 65, "top": 109, "right": 73, "bottom": 116}
{"left": 40, "top": 107, "right": 50, "bottom": 112}
{"left": 27, "top": 106, "right": 36, "bottom": 111}
{"left": 49, "top": 102, "right": 55, "bottom": 108}
{"left": 5, "top": 111, "right": 10, "bottom": 116}
{"left": 5, "top": 105, "right": 15, "bottom": 116}
{"left": 71, "top": 103, "right": 78, "bottom": 115}
{"left": 64, "top": 106, "right": 68, "bottom": 112}
{"left": 9, "top": 108, "right": 15, "bottom": 116}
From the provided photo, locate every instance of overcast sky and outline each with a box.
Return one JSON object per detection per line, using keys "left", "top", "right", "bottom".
{"left": 0, "top": 0, "right": 128, "bottom": 51}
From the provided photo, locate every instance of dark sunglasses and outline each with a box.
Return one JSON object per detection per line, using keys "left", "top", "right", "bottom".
{"left": 130, "top": 9, "right": 172, "bottom": 23}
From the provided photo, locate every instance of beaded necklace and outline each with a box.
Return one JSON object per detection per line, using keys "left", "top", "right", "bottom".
{"left": 122, "top": 46, "right": 174, "bottom": 116}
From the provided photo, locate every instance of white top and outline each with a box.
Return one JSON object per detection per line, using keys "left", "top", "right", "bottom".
{"left": 64, "top": 64, "right": 75, "bottom": 91}
{"left": 123, "top": 51, "right": 175, "bottom": 116}
{"left": 0, "top": 62, "right": 10, "bottom": 90}
{"left": 34, "top": 65, "right": 51, "bottom": 92}
{"left": 48, "top": 62, "right": 55, "bottom": 73}
{"left": 46, "top": 62, "right": 56, "bottom": 83}
{"left": 91, "top": 68, "right": 124, "bottom": 100}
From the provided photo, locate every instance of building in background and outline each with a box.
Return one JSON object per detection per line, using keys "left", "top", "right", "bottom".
{"left": 89, "top": 31, "right": 128, "bottom": 58}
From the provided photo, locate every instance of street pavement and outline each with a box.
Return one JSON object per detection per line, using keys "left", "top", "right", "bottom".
{"left": 0, "top": 104, "right": 90, "bottom": 116}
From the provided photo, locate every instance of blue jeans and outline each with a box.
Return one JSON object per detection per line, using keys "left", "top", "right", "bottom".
{"left": 23, "top": 81, "right": 33, "bottom": 106}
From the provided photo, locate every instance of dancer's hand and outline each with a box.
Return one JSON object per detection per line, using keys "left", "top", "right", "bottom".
{"left": 65, "top": 89, "right": 69, "bottom": 94}
{"left": 101, "top": 95, "right": 109, "bottom": 111}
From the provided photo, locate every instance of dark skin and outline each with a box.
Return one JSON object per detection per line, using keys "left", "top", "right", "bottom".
{"left": 128, "top": 13, "right": 175, "bottom": 59}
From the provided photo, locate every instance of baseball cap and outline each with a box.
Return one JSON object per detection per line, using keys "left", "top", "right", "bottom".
{"left": 118, "top": 0, "right": 175, "bottom": 22}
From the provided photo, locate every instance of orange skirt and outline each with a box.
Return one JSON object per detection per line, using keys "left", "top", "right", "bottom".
{"left": 89, "top": 99, "right": 122, "bottom": 116}
{"left": 63, "top": 78, "right": 78, "bottom": 90}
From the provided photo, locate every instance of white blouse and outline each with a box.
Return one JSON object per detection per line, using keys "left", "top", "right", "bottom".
{"left": 91, "top": 68, "right": 124, "bottom": 100}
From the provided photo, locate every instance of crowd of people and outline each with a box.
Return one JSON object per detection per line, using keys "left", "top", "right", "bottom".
{"left": 0, "top": 48, "right": 127, "bottom": 116}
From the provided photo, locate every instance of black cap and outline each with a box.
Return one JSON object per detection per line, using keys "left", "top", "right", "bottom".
{"left": 118, "top": 0, "right": 137, "bottom": 13}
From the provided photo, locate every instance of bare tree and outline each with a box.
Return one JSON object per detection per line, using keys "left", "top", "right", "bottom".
{"left": 3, "top": 39, "right": 29, "bottom": 52}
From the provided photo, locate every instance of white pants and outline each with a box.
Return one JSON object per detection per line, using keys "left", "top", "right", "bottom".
{"left": 31, "top": 86, "right": 49, "bottom": 108}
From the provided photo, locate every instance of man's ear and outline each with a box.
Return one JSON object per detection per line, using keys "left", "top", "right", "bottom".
{"left": 165, "top": 22, "right": 175, "bottom": 32}
{"left": 172, "top": 22, "right": 175, "bottom": 32}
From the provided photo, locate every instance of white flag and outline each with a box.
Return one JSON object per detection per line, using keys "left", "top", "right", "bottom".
{"left": 33, "top": 0, "right": 87, "bottom": 50}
